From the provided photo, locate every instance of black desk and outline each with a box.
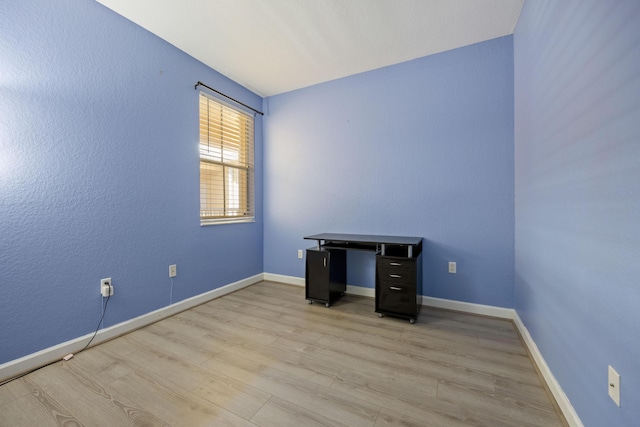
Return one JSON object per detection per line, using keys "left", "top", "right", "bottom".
{"left": 304, "top": 233, "right": 423, "bottom": 323}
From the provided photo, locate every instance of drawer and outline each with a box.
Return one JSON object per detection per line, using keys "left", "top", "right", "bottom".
{"left": 376, "top": 256, "right": 416, "bottom": 283}
{"left": 377, "top": 276, "right": 415, "bottom": 293}
{"left": 376, "top": 281, "right": 416, "bottom": 316}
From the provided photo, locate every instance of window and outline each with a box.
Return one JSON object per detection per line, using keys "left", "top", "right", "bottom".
{"left": 199, "top": 92, "right": 254, "bottom": 225}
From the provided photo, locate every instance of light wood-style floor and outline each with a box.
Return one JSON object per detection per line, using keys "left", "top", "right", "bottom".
{"left": 0, "top": 281, "right": 566, "bottom": 426}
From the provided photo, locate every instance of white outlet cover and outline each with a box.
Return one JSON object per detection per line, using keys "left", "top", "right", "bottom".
{"left": 100, "top": 278, "right": 113, "bottom": 297}
{"left": 608, "top": 365, "right": 621, "bottom": 407}
{"left": 448, "top": 261, "right": 456, "bottom": 274}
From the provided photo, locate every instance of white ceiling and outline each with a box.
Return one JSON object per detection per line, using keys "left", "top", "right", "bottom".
{"left": 96, "top": 0, "right": 524, "bottom": 97}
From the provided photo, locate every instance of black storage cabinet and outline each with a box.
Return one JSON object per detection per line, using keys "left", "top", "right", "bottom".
{"left": 375, "top": 244, "right": 423, "bottom": 323}
{"left": 305, "top": 248, "right": 347, "bottom": 307}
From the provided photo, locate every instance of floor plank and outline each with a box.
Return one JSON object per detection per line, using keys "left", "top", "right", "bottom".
{"left": 0, "top": 281, "right": 567, "bottom": 426}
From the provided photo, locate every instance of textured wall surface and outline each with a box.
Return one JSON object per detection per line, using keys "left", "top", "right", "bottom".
{"left": 514, "top": 1, "right": 640, "bottom": 425}
{"left": 263, "top": 36, "right": 515, "bottom": 308}
{"left": 0, "top": 0, "right": 263, "bottom": 364}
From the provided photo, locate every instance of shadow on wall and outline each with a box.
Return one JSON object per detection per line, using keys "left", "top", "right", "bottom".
{"left": 346, "top": 250, "right": 376, "bottom": 288}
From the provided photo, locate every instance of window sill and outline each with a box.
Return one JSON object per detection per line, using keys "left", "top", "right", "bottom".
{"left": 200, "top": 217, "right": 255, "bottom": 226}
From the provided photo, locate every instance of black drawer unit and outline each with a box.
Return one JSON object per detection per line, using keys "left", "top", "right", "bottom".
{"left": 305, "top": 248, "right": 346, "bottom": 307}
{"left": 303, "top": 233, "right": 423, "bottom": 322}
{"left": 375, "top": 245, "right": 423, "bottom": 323}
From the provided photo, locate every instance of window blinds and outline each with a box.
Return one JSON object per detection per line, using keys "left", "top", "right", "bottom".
{"left": 199, "top": 93, "right": 254, "bottom": 224}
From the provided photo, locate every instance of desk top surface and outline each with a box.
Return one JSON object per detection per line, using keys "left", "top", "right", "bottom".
{"left": 304, "top": 233, "right": 422, "bottom": 246}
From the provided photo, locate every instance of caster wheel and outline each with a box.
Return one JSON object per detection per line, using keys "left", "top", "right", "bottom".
{"left": 325, "top": 302, "right": 330, "bottom": 308}
{"left": 378, "top": 313, "right": 384, "bottom": 318}
{"left": 410, "top": 318, "right": 415, "bottom": 324}
{"left": 308, "top": 300, "right": 313, "bottom": 304}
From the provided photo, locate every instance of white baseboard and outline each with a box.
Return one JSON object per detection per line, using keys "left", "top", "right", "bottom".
{"left": 265, "top": 273, "right": 377, "bottom": 300}
{"left": 513, "top": 312, "right": 583, "bottom": 427}
{"left": 422, "top": 295, "right": 514, "bottom": 319}
{"left": 345, "top": 285, "right": 375, "bottom": 297}
{"left": 263, "top": 273, "right": 376, "bottom": 298}
{"left": 263, "top": 272, "right": 304, "bottom": 286}
{"left": 0, "top": 273, "right": 263, "bottom": 383}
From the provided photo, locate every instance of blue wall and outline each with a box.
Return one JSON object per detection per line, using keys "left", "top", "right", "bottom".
{"left": 514, "top": 1, "right": 640, "bottom": 425}
{"left": 4, "top": 1, "right": 636, "bottom": 424}
{"left": 263, "top": 37, "right": 515, "bottom": 308}
{"left": 0, "top": 0, "right": 263, "bottom": 364}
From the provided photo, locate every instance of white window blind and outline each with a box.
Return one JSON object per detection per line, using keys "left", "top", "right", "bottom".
{"left": 199, "top": 92, "right": 254, "bottom": 225}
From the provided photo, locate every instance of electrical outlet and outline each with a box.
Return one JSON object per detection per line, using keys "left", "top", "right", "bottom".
{"left": 169, "top": 264, "right": 177, "bottom": 278}
{"left": 448, "top": 261, "right": 457, "bottom": 274}
{"left": 298, "top": 249, "right": 303, "bottom": 259}
{"left": 608, "top": 365, "right": 621, "bottom": 407}
{"left": 100, "top": 278, "right": 113, "bottom": 297}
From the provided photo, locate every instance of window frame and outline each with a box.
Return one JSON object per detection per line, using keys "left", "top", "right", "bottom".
{"left": 199, "top": 91, "right": 255, "bottom": 226}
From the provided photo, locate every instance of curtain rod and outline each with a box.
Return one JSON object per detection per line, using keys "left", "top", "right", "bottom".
{"left": 195, "top": 81, "right": 264, "bottom": 116}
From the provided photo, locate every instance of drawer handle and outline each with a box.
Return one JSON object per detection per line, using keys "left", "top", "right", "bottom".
{"left": 389, "top": 274, "right": 402, "bottom": 278}
{"left": 390, "top": 286, "right": 403, "bottom": 291}
{"left": 323, "top": 258, "right": 327, "bottom": 267}
{"left": 390, "top": 262, "right": 402, "bottom": 266}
